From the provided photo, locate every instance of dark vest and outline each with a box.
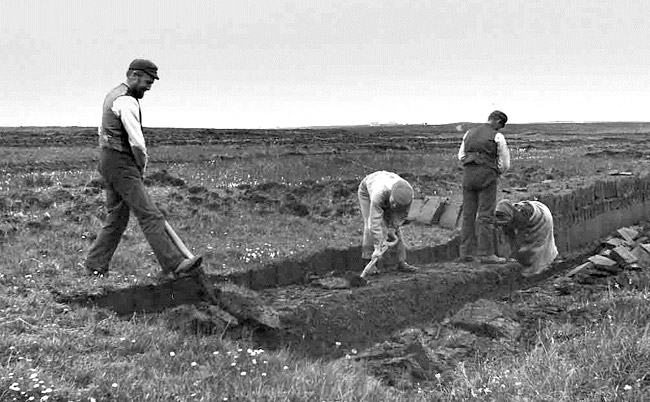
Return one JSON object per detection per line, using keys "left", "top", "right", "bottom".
{"left": 461, "top": 123, "right": 498, "bottom": 170}
{"left": 98, "top": 83, "right": 139, "bottom": 154}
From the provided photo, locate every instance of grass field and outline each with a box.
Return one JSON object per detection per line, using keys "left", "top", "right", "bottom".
{"left": 2, "top": 123, "right": 650, "bottom": 401}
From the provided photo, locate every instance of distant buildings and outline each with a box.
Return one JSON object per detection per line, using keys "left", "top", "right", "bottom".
{"left": 369, "top": 121, "right": 399, "bottom": 127}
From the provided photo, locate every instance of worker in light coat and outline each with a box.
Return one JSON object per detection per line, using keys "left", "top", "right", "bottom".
{"left": 358, "top": 171, "right": 418, "bottom": 273}
{"left": 495, "top": 199, "right": 559, "bottom": 276}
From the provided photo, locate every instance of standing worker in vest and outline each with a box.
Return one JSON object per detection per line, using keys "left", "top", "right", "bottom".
{"left": 458, "top": 110, "right": 511, "bottom": 263}
{"left": 358, "top": 171, "right": 419, "bottom": 275}
{"left": 84, "top": 59, "right": 203, "bottom": 278}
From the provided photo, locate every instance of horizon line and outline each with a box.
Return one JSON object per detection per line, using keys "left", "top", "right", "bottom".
{"left": 2, "top": 120, "right": 650, "bottom": 130}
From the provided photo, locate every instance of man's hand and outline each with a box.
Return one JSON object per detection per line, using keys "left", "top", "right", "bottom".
{"left": 371, "top": 248, "right": 383, "bottom": 260}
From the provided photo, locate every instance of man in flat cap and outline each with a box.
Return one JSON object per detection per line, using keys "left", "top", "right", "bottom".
{"left": 84, "top": 59, "right": 203, "bottom": 278}
{"left": 458, "top": 110, "right": 511, "bottom": 264}
{"left": 358, "top": 171, "right": 419, "bottom": 275}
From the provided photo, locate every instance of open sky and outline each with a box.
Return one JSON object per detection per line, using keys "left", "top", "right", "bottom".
{"left": 2, "top": 0, "right": 649, "bottom": 128}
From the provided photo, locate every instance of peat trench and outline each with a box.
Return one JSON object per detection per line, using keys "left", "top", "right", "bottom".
{"left": 55, "top": 233, "right": 590, "bottom": 357}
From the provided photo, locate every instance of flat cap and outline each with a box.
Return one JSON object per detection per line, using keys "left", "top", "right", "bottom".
{"left": 391, "top": 179, "right": 414, "bottom": 206}
{"left": 128, "top": 59, "right": 159, "bottom": 80}
{"left": 488, "top": 110, "right": 508, "bottom": 124}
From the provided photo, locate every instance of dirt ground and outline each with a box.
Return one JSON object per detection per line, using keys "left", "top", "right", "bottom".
{"left": 4, "top": 123, "right": 650, "bottom": 388}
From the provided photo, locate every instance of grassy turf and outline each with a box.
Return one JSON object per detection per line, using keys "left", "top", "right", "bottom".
{"left": 2, "top": 125, "right": 650, "bottom": 401}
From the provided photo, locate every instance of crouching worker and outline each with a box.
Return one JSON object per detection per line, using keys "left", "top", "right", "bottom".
{"left": 495, "top": 199, "right": 558, "bottom": 276}
{"left": 357, "top": 171, "right": 418, "bottom": 276}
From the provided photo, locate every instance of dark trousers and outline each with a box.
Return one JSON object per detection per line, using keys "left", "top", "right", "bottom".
{"left": 85, "top": 148, "right": 185, "bottom": 273}
{"left": 460, "top": 165, "right": 498, "bottom": 257}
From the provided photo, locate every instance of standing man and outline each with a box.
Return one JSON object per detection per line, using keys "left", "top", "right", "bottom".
{"left": 458, "top": 110, "right": 511, "bottom": 263}
{"left": 84, "top": 59, "right": 202, "bottom": 278}
{"left": 358, "top": 171, "right": 418, "bottom": 274}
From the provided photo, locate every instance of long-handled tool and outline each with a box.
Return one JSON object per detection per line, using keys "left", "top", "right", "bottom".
{"left": 164, "top": 221, "right": 195, "bottom": 259}
{"left": 163, "top": 221, "right": 218, "bottom": 302}
{"left": 360, "top": 237, "right": 400, "bottom": 278}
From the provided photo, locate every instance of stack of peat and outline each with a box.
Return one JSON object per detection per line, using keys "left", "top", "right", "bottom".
{"left": 558, "top": 225, "right": 650, "bottom": 290}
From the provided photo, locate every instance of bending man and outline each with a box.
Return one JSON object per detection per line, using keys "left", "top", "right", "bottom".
{"left": 358, "top": 171, "right": 418, "bottom": 274}
{"left": 495, "top": 199, "right": 558, "bottom": 276}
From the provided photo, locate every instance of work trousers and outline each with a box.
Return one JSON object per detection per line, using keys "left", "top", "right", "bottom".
{"left": 357, "top": 187, "right": 406, "bottom": 264}
{"left": 85, "top": 148, "right": 185, "bottom": 273}
{"left": 460, "top": 165, "right": 498, "bottom": 258}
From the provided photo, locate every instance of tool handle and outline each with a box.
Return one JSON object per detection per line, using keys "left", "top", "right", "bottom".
{"left": 359, "top": 237, "right": 399, "bottom": 278}
{"left": 360, "top": 258, "right": 379, "bottom": 278}
{"left": 385, "top": 237, "right": 399, "bottom": 248}
{"left": 164, "top": 221, "right": 194, "bottom": 259}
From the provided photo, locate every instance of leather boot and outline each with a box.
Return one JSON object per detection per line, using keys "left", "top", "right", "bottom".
{"left": 173, "top": 255, "right": 204, "bottom": 278}
{"left": 397, "top": 261, "right": 419, "bottom": 273}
